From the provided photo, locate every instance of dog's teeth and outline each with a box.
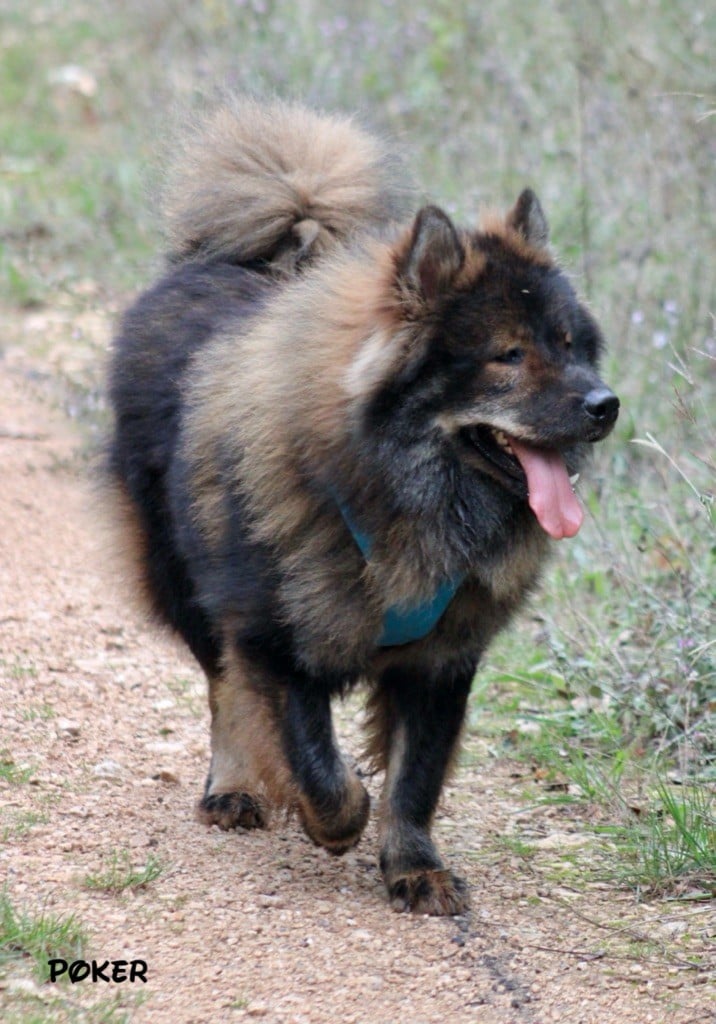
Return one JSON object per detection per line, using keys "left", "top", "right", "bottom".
{"left": 569, "top": 473, "right": 580, "bottom": 486}
{"left": 492, "top": 429, "right": 514, "bottom": 456}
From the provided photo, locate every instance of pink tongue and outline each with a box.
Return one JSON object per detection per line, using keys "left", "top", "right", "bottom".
{"left": 509, "top": 438, "right": 583, "bottom": 540}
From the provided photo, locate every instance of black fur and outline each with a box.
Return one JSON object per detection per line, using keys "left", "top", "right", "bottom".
{"left": 109, "top": 262, "right": 273, "bottom": 674}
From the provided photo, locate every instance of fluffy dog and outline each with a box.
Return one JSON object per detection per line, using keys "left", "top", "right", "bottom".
{"left": 108, "top": 97, "right": 619, "bottom": 915}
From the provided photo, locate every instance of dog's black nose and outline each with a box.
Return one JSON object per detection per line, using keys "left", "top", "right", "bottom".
{"left": 583, "top": 387, "right": 620, "bottom": 425}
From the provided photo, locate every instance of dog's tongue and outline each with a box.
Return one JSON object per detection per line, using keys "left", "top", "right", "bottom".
{"left": 509, "top": 438, "right": 583, "bottom": 540}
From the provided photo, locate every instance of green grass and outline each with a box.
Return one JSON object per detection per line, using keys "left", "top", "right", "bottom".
{"left": 21, "top": 703, "right": 56, "bottom": 723}
{"left": 613, "top": 781, "right": 716, "bottom": 897}
{"left": 0, "top": 890, "right": 85, "bottom": 983}
{"left": 493, "top": 834, "right": 539, "bottom": 862}
{"left": 1, "top": 810, "right": 51, "bottom": 844}
{"left": 2, "top": 1001, "right": 138, "bottom": 1024}
{"left": 0, "top": 752, "right": 35, "bottom": 786}
{"left": 2, "top": 988, "right": 143, "bottom": 1024}
{"left": 83, "top": 850, "right": 164, "bottom": 895}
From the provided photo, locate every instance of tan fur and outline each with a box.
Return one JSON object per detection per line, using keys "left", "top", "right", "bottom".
{"left": 209, "top": 634, "right": 367, "bottom": 852}
{"left": 181, "top": 241, "right": 411, "bottom": 668}
{"left": 100, "top": 477, "right": 160, "bottom": 620}
{"left": 164, "top": 96, "right": 410, "bottom": 267}
{"left": 180, "top": 200, "right": 552, "bottom": 673}
{"left": 377, "top": 717, "right": 407, "bottom": 826}
{"left": 206, "top": 643, "right": 296, "bottom": 810}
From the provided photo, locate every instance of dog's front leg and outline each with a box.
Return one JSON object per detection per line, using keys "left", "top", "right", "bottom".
{"left": 374, "top": 662, "right": 474, "bottom": 915}
{"left": 282, "top": 683, "right": 370, "bottom": 855}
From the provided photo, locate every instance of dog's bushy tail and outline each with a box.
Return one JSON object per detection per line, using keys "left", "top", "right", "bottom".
{"left": 164, "top": 96, "right": 410, "bottom": 272}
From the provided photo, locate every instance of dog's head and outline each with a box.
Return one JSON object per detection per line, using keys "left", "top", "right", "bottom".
{"left": 349, "top": 191, "right": 619, "bottom": 539}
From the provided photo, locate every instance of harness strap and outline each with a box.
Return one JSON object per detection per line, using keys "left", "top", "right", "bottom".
{"left": 335, "top": 498, "right": 464, "bottom": 647}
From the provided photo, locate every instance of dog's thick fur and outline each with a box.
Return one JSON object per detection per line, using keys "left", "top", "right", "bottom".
{"left": 108, "top": 97, "right": 619, "bottom": 915}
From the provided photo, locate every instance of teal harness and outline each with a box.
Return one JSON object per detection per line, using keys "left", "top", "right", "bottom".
{"left": 336, "top": 500, "right": 465, "bottom": 647}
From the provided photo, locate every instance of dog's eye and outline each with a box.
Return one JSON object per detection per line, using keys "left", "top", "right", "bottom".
{"left": 494, "top": 347, "right": 524, "bottom": 365}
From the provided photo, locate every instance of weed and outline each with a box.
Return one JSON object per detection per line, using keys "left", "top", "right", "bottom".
{"left": 83, "top": 850, "right": 164, "bottom": 895}
{"left": 615, "top": 781, "right": 716, "bottom": 897}
{"left": 494, "top": 835, "right": 538, "bottom": 861}
{"left": 4, "top": 660, "right": 38, "bottom": 682}
{"left": 0, "top": 753, "right": 35, "bottom": 786}
{"left": 0, "top": 889, "right": 85, "bottom": 982}
{"left": 1, "top": 992, "right": 146, "bottom": 1024}
{"left": 21, "top": 703, "right": 56, "bottom": 723}
{"left": 1, "top": 810, "right": 50, "bottom": 843}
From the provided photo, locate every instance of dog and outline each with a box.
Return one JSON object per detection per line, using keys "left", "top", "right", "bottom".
{"left": 107, "top": 97, "right": 619, "bottom": 915}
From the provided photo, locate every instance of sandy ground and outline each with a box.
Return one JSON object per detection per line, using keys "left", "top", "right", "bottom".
{"left": 1, "top": 356, "right": 714, "bottom": 1024}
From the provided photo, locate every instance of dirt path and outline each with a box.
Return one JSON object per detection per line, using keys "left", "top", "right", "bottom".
{"left": 1, "top": 359, "right": 714, "bottom": 1023}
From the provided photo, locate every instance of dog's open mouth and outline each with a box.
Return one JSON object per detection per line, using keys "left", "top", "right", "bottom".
{"left": 463, "top": 426, "right": 583, "bottom": 540}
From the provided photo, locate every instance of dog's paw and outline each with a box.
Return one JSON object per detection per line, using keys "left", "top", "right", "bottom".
{"left": 197, "top": 791, "right": 268, "bottom": 831}
{"left": 387, "top": 868, "right": 470, "bottom": 916}
{"left": 298, "top": 785, "right": 370, "bottom": 856}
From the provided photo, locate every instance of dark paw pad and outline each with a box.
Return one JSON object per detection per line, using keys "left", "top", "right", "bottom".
{"left": 197, "top": 792, "right": 267, "bottom": 831}
{"left": 387, "top": 869, "right": 470, "bottom": 916}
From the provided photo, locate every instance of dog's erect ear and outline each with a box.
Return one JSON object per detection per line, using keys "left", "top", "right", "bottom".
{"left": 401, "top": 205, "right": 464, "bottom": 301}
{"left": 507, "top": 189, "right": 549, "bottom": 248}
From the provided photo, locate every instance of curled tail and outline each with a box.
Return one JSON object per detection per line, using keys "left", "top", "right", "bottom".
{"left": 164, "top": 96, "right": 410, "bottom": 272}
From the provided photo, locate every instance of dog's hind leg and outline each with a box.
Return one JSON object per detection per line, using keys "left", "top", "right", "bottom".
{"left": 197, "top": 648, "right": 293, "bottom": 831}
{"left": 281, "top": 683, "right": 370, "bottom": 855}
{"left": 369, "top": 661, "right": 474, "bottom": 916}
{"left": 198, "top": 647, "right": 369, "bottom": 853}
